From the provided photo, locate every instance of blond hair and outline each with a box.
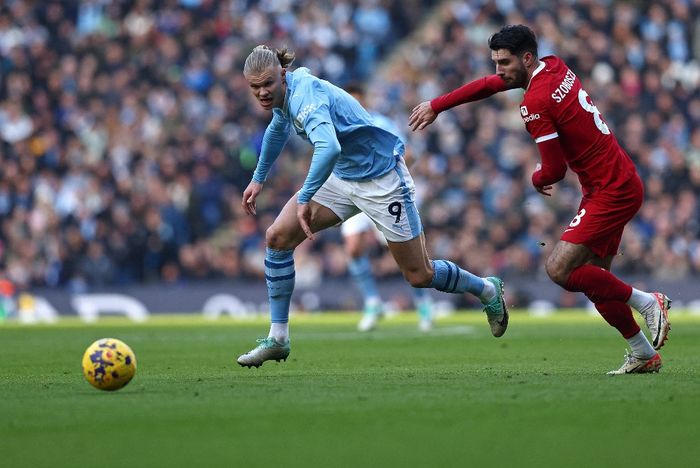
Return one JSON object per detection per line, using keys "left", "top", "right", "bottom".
{"left": 243, "top": 45, "right": 295, "bottom": 75}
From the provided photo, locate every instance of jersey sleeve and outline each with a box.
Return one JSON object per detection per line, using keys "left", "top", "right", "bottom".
{"left": 521, "top": 94, "right": 558, "bottom": 144}
{"left": 252, "top": 111, "right": 291, "bottom": 183}
{"left": 430, "top": 75, "right": 509, "bottom": 113}
{"left": 290, "top": 81, "right": 341, "bottom": 204}
{"left": 297, "top": 123, "right": 341, "bottom": 204}
{"left": 290, "top": 80, "right": 332, "bottom": 136}
{"left": 532, "top": 138, "right": 567, "bottom": 187}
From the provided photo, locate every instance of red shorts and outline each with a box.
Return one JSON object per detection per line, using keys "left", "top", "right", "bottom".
{"left": 560, "top": 174, "right": 643, "bottom": 258}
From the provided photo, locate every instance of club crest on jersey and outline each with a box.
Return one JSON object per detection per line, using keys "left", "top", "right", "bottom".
{"left": 520, "top": 106, "right": 528, "bottom": 116}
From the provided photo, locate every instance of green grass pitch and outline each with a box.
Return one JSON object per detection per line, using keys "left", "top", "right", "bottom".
{"left": 1, "top": 311, "right": 699, "bottom": 468}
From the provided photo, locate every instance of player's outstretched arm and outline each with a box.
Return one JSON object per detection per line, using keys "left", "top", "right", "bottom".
{"left": 410, "top": 75, "right": 509, "bottom": 132}
{"left": 432, "top": 75, "right": 510, "bottom": 111}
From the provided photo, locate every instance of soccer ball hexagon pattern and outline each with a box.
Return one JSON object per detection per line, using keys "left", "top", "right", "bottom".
{"left": 82, "top": 338, "right": 137, "bottom": 391}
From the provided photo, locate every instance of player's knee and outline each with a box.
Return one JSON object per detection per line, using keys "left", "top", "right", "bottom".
{"left": 545, "top": 258, "right": 569, "bottom": 287}
{"left": 265, "top": 225, "right": 293, "bottom": 251}
{"left": 403, "top": 268, "right": 432, "bottom": 288}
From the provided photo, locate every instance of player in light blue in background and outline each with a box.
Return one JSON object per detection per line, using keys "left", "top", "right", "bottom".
{"left": 237, "top": 45, "right": 509, "bottom": 368}
{"left": 342, "top": 83, "right": 433, "bottom": 333}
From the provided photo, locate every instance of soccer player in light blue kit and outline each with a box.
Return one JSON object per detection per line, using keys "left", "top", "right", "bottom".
{"left": 237, "top": 45, "right": 509, "bottom": 368}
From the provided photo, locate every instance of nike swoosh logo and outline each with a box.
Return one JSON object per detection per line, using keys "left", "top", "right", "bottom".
{"left": 625, "top": 363, "right": 646, "bottom": 373}
{"left": 498, "top": 298, "right": 509, "bottom": 326}
{"left": 654, "top": 309, "right": 662, "bottom": 342}
{"left": 564, "top": 228, "right": 574, "bottom": 232}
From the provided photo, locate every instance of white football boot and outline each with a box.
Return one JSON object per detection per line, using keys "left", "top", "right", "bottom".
{"left": 607, "top": 351, "right": 662, "bottom": 375}
{"left": 640, "top": 293, "right": 671, "bottom": 350}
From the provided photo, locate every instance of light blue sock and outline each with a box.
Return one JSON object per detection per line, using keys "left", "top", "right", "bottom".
{"left": 265, "top": 248, "right": 295, "bottom": 323}
{"left": 429, "top": 260, "right": 485, "bottom": 297}
{"left": 348, "top": 255, "right": 381, "bottom": 305}
{"left": 412, "top": 287, "right": 432, "bottom": 320}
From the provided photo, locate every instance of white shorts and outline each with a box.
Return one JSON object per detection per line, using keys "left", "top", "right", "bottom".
{"left": 312, "top": 158, "right": 423, "bottom": 242}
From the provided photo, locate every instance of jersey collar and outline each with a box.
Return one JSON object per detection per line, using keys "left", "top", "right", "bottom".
{"left": 526, "top": 60, "right": 546, "bottom": 91}
{"left": 281, "top": 70, "right": 294, "bottom": 118}
{"left": 280, "top": 68, "right": 310, "bottom": 118}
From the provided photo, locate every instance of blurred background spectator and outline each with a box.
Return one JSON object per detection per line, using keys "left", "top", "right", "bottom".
{"left": 0, "top": 1, "right": 697, "bottom": 308}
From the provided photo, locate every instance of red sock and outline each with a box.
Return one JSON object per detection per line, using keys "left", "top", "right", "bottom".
{"left": 595, "top": 301, "right": 640, "bottom": 339}
{"left": 564, "top": 264, "right": 632, "bottom": 303}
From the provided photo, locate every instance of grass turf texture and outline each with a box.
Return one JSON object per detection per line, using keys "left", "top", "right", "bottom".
{"left": 1, "top": 311, "right": 699, "bottom": 468}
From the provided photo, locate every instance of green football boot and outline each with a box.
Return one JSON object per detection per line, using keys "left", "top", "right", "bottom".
{"left": 237, "top": 337, "right": 290, "bottom": 368}
{"left": 482, "top": 277, "right": 509, "bottom": 337}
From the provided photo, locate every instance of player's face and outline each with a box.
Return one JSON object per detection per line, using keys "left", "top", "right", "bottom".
{"left": 245, "top": 65, "right": 286, "bottom": 110}
{"left": 491, "top": 49, "right": 528, "bottom": 89}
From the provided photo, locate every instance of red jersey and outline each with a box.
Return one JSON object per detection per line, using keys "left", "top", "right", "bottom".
{"left": 522, "top": 56, "right": 637, "bottom": 196}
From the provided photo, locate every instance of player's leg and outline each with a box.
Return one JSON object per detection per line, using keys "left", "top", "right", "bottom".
{"left": 385, "top": 234, "right": 508, "bottom": 337}
{"left": 341, "top": 214, "right": 384, "bottom": 331}
{"left": 355, "top": 157, "right": 507, "bottom": 336}
{"left": 548, "top": 244, "right": 670, "bottom": 349}
{"left": 402, "top": 170, "right": 434, "bottom": 331}
{"left": 545, "top": 241, "right": 666, "bottom": 373}
{"left": 237, "top": 195, "right": 342, "bottom": 368}
{"left": 586, "top": 255, "right": 661, "bottom": 374}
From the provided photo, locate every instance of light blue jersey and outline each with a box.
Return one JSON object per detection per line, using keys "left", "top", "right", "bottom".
{"left": 369, "top": 112, "right": 404, "bottom": 142}
{"left": 252, "top": 68, "right": 403, "bottom": 204}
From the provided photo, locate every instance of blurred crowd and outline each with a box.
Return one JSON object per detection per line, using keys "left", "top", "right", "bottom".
{"left": 0, "top": 0, "right": 428, "bottom": 291}
{"left": 0, "top": 0, "right": 698, "bottom": 297}
{"left": 381, "top": 0, "right": 700, "bottom": 289}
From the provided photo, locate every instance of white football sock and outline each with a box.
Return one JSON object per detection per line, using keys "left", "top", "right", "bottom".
{"left": 626, "top": 288, "right": 655, "bottom": 314}
{"left": 269, "top": 323, "right": 289, "bottom": 343}
{"left": 626, "top": 331, "right": 656, "bottom": 359}
{"left": 479, "top": 278, "right": 497, "bottom": 303}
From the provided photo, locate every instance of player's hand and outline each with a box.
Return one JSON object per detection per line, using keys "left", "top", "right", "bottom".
{"left": 242, "top": 181, "right": 263, "bottom": 215}
{"left": 409, "top": 101, "right": 437, "bottom": 131}
{"left": 297, "top": 201, "right": 314, "bottom": 241}
{"left": 532, "top": 164, "right": 552, "bottom": 196}
{"left": 535, "top": 184, "right": 553, "bottom": 196}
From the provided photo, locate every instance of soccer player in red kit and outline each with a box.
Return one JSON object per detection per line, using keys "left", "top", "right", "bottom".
{"left": 409, "top": 24, "right": 671, "bottom": 375}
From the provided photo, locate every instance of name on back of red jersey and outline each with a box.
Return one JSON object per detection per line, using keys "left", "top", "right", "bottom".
{"left": 551, "top": 69, "right": 577, "bottom": 103}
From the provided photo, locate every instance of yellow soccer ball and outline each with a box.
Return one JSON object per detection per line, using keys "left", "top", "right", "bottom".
{"left": 82, "top": 338, "right": 137, "bottom": 391}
